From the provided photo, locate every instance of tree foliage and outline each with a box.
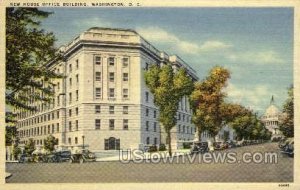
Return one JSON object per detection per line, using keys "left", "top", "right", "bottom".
{"left": 144, "top": 64, "right": 194, "bottom": 155}
{"left": 190, "top": 66, "right": 230, "bottom": 140}
{"left": 44, "top": 135, "right": 57, "bottom": 153}
{"left": 24, "top": 138, "right": 35, "bottom": 155}
{"left": 279, "top": 86, "right": 294, "bottom": 137}
{"left": 6, "top": 8, "right": 62, "bottom": 113}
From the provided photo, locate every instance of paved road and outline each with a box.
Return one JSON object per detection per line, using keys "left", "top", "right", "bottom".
{"left": 6, "top": 142, "right": 293, "bottom": 183}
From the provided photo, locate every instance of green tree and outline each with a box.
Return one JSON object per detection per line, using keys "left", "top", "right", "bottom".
{"left": 44, "top": 135, "right": 57, "bottom": 153}
{"left": 279, "top": 86, "right": 294, "bottom": 137}
{"left": 6, "top": 8, "right": 62, "bottom": 113}
{"left": 144, "top": 64, "right": 194, "bottom": 155}
{"left": 12, "top": 138, "right": 22, "bottom": 160}
{"left": 24, "top": 138, "right": 35, "bottom": 155}
{"left": 190, "top": 66, "right": 230, "bottom": 141}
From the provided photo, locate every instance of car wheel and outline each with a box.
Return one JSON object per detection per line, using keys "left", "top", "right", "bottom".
{"left": 68, "top": 158, "right": 73, "bottom": 163}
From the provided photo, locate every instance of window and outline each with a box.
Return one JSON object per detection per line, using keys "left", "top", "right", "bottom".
{"left": 68, "top": 138, "right": 71, "bottom": 144}
{"left": 108, "top": 57, "right": 115, "bottom": 66}
{"left": 123, "top": 119, "right": 128, "bottom": 130}
{"left": 69, "top": 78, "right": 72, "bottom": 87}
{"left": 183, "top": 126, "right": 185, "bottom": 133}
{"left": 109, "top": 72, "right": 115, "bottom": 82}
{"left": 69, "top": 121, "right": 72, "bottom": 131}
{"left": 146, "top": 137, "right": 150, "bottom": 145}
{"left": 154, "top": 110, "right": 157, "bottom": 118}
{"left": 95, "top": 72, "right": 101, "bottom": 81}
{"left": 75, "top": 137, "right": 78, "bottom": 144}
{"left": 48, "top": 125, "right": 50, "bottom": 134}
{"left": 95, "top": 56, "right": 101, "bottom": 65}
{"left": 146, "top": 108, "right": 149, "bottom": 117}
{"left": 109, "top": 119, "right": 115, "bottom": 130}
{"left": 69, "top": 109, "right": 72, "bottom": 117}
{"left": 76, "top": 74, "right": 79, "bottom": 84}
{"left": 145, "top": 62, "right": 149, "bottom": 70}
{"left": 109, "top": 88, "right": 115, "bottom": 98}
{"left": 76, "top": 59, "right": 79, "bottom": 69}
{"left": 95, "top": 105, "right": 101, "bottom": 113}
{"left": 178, "top": 125, "right": 181, "bottom": 133}
{"left": 69, "top": 93, "right": 72, "bottom": 104}
{"left": 122, "top": 57, "right": 129, "bottom": 67}
{"left": 69, "top": 64, "right": 72, "bottom": 73}
{"left": 145, "top": 92, "right": 149, "bottom": 102}
{"left": 56, "top": 123, "right": 59, "bottom": 132}
{"left": 57, "top": 96, "right": 60, "bottom": 106}
{"left": 75, "top": 107, "right": 78, "bottom": 115}
{"left": 75, "top": 120, "right": 78, "bottom": 131}
{"left": 123, "top": 88, "right": 128, "bottom": 99}
{"left": 52, "top": 112, "right": 55, "bottom": 120}
{"left": 154, "top": 137, "right": 157, "bottom": 145}
{"left": 95, "top": 88, "right": 101, "bottom": 99}
{"left": 146, "top": 121, "right": 149, "bottom": 131}
{"left": 178, "top": 113, "right": 181, "bottom": 120}
{"left": 57, "top": 82, "right": 60, "bottom": 90}
{"left": 95, "top": 119, "right": 101, "bottom": 130}
{"left": 183, "top": 115, "right": 185, "bottom": 122}
{"left": 76, "top": 90, "right": 79, "bottom": 101}
{"left": 123, "top": 73, "right": 128, "bottom": 82}
{"left": 153, "top": 122, "right": 157, "bottom": 132}
{"left": 123, "top": 106, "right": 128, "bottom": 114}
{"left": 52, "top": 124, "right": 55, "bottom": 133}
{"left": 109, "top": 106, "right": 114, "bottom": 114}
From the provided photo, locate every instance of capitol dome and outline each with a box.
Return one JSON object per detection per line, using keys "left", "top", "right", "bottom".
{"left": 265, "top": 104, "right": 280, "bottom": 116}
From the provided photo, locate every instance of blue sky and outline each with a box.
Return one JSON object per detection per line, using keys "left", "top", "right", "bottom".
{"left": 40, "top": 7, "right": 294, "bottom": 115}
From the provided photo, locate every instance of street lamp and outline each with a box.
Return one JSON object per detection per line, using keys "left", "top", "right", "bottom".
{"left": 82, "top": 135, "right": 85, "bottom": 149}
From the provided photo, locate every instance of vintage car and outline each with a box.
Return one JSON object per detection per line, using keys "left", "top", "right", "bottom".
{"left": 69, "top": 149, "right": 96, "bottom": 163}
{"left": 190, "top": 142, "right": 209, "bottom": 154}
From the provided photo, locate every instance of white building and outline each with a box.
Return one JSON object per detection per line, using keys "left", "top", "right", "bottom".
{"left": 261, "top": 96, "right": 283, "bottom": 139}
{"left": 14, "top": 27, "right": 198, "bottom": 151}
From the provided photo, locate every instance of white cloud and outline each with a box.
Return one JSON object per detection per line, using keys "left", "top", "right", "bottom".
{"left": 72, "top": 17, "right": 111, "bottom": 29}
{"left": 225, "top": 83, "right": 271, "bottom": 112}
{"left": 137, "top": 26, "right": 231, "bottom": 54}
{"left": 199, "top": 41, "right": 232, "bottom": 52}
{"left": 227, "top": 50, "right": 284, "bottom": 64}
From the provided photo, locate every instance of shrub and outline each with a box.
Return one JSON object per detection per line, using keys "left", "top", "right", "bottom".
{"left": 158, "top": 144, "right": 166, "bottom": 151}
{"left": 183, "top": 142, "right": 192, "bottom": 149}
{"left": 148, "top": 145, "right": 158, "bottom": 152}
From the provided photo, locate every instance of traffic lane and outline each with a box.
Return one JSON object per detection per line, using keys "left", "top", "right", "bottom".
{"left": 6, "top": 143, "right": 293, "bottom": 183}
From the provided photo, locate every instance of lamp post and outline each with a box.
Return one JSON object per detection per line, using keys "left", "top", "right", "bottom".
{"left": 82, "top": 135, "right": 85, "bottom": 149}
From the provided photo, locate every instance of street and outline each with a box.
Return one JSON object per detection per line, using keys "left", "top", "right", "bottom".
{"left": 6, "top": 142, "right": 293, "bottom": 183}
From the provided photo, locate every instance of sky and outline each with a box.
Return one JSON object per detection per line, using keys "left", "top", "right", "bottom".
{"left": 40, "top": 7, "right": 294, "bottom": 115}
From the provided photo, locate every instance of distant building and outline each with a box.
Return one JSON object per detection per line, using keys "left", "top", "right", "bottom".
{"left": 261, "top": 96, "right": 283, "bottom": 139}
{"left": 14, "top": 27, "right": 198, "bottom": 151}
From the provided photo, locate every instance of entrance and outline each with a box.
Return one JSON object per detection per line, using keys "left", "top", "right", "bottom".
{"left": 104, "top": 137, "right": 120, "bottom": 150}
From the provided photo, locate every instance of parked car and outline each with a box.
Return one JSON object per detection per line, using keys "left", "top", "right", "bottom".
{"left": 18, "top": 154, "right": 33, "bottom": 163}
{"left": 70, "top": 149, "right": 96, "bottom": 163}
{"left": 190, "top": 142, "right": 208, "bottom": 154}
{"left": 280, "top": 138, "right": 294, "bottom": 157}
{"left": 278, "top": 138, "right": 288, "bottom": 149}
{"left": 226, "top": 140, "right": 236, "bottom": 148}
{"left": 213, "top": 142, "right": 226, "bottom": 150}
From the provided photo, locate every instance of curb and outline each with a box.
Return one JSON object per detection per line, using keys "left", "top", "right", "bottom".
{"left": 5, "top": 172, "right": 12, "bottom": 179}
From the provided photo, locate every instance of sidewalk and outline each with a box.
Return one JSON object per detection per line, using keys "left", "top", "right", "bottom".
{"left": 95, "top": 149, "right": 191, "bottom": 162}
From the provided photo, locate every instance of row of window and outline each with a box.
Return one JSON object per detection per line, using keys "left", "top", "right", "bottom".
{"left": 178, "top": 125, "right": 195, "bottom": 134}
{"left": 94, "top": 119, "right": 129, "bottom": 130}
{"left": 17, "top": 111, "right": 60, "bottom": 128}
{"left": 20, "top": 138, "right": 59, "bottom": 146}
{"left": 94, "top": 88, "right": 129, "bottom": 99}
{"left": 146, "top": 137, "right": 158, "bottom": 145}
{"left": 95, "top": 105, "right": 129, "bottom": 114}
{"left": 177, "top": 113, "right": 192, "bottom": 124}
{"left": 94, "top": 56, "right": 129, "bottom": 67}
{"left": 19, "top": 123, "right": 60, "bottom": 138}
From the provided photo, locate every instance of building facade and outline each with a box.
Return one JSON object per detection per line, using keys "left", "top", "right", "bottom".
{"left": 261, "top": 96, "right": 283, "bottom": 139}
{"left": 15, "top": 27, "right": 198, "bottom": 151}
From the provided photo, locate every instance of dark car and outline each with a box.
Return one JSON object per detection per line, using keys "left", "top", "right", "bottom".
{"left": 70, "top": 149, "right": 96, "bottom": 163}
{"left": 44, "top": 150, "right": 72, "bottom": 163}
{"left": 281, "top": 138, "right": 294, "bottom": 157}
{"left": 18, "top": 154, "right": 33, "bottom": 163}
{"left": 190, "top": 142, "right": 208, "bottom": 154}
